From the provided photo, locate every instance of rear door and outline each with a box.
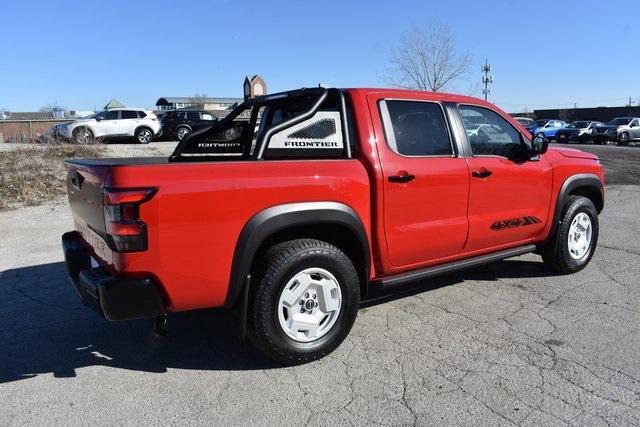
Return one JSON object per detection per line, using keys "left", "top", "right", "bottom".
{"left": 120, "top": 110, "right": 140, "bottom": 136}
{"left": 458, "top": 104, "right": 552, "bottom": 251}
{"left": 374, "top": 97, "right": 470, "bottom": 268}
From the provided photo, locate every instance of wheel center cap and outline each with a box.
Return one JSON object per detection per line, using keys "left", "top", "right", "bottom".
{"left": 305, "top": 300, "right": 315, "bottom": 310}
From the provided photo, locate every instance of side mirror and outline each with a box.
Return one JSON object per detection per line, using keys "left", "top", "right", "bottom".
{"left": 531, "top": 136, "right": 548, "bottom": 155}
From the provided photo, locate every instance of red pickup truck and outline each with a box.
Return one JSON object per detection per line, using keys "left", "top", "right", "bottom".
{"left": 62, "top": 87, "right": 604, "bottom": 364}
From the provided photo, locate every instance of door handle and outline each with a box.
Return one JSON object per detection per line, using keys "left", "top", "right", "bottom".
{"left": 472, "top": 170, "right": 493, "bottom": 178}
{"left": 388, "top": 172, "right": 415, "bottom": 183}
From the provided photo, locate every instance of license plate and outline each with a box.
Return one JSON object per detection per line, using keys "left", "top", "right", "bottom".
{"left": 74, "top": 216, "right": 114, "bottom": 264}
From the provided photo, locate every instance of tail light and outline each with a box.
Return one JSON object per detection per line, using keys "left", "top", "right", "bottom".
{"left": 103, "top": 188, "right": 157, "bottom": 252}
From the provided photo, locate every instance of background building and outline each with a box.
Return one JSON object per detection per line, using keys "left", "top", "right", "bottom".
{"left": 155, "top": 75, "right": 268, "bottom": 118}
{"left": 155, "top": 97, "right": 243, "bottom": 111}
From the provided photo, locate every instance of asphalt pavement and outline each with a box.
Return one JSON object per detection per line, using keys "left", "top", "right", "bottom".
{"left": 0, "top": 144, "right": 639, "bottom": 425}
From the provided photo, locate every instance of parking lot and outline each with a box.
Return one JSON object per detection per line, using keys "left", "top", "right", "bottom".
{"left": 0, "top": 143, "right": 639, "bottom": 425}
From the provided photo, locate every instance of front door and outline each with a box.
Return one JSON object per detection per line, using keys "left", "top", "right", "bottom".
{"left": 458, "top": 104, "right": 553, "bottom": 252}
{"left": 375, "top": 98, "right": 470, "bottom": 268}
{"left": 95, "top": 110, "right": 121, "bottom": 136}
{"left": 629, "top": 118, "right": 640, "bottom": 140}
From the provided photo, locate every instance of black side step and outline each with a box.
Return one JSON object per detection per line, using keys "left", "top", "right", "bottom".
{"left": 373, "top": 244, "right": 537, "bottom": 289}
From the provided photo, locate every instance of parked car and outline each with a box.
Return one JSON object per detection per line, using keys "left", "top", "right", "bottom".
{"left": 555, "top": 121, "right": 604, "bottom": 144}
{"left": 531, "top": 119, "right": 567, "bottom": 141}
{"left": 51, "top": 109, "right": 161, "bottom": 144}
{"left": 160, "top": 109, "right": 219, "bottom": 141}
{"left": 61, "top": 87, "right": 604, "bottom": 364}
{"left": 524, "top": 119, "right": 552, "bottom": 135}
{"left": 593, "top": 117, "right": 640, "bottom": 145}
{"left": 514, "top": 117, "right": 533, "bottom": 127}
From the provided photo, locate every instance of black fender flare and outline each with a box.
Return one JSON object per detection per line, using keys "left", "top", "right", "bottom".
{"left": 547, "top": 173, "right": 603, "bottom": 243}
{"left": 224, "top": 201, "right": 370, "bottom": 308}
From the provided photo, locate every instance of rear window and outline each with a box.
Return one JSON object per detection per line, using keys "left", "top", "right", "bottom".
{"left": 380, "top": 100, "right": 453, "bottom": 156}
{"left": 137, "top": 111, "right": 147, "bottom": 118}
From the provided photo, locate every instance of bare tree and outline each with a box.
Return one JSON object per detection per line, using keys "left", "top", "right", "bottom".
{"left": 192, "top": 93, "right": 208, "bottom": 108}
{"left": 39, "top": 102, "right": 67, "bottom": 113}
{"left": 386, "top": 20, "right": 472, "bottom": 92}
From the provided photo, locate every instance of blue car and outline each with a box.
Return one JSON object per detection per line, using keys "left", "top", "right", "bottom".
{"left": 530, "top": 119, "right": 567, "bottom": 141}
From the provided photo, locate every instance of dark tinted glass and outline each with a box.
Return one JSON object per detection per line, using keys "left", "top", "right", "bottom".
{"left": 137, "top": 111, "right": 147, "bottom": 118}
{"left": 384, "top": 101, "right": 452, "bottom": 156}
{"left": 459, "top": 105, "right": 523, "bottom": 157}
{"left": 102, "top": 110, "right": 118, "bottom": 120}
{"left": 121, "top": 110, "right": 137, "bottom": 119}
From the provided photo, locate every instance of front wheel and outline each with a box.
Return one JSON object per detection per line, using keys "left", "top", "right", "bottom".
{"left": 135, "top": 127, "right": 153, "bottom": 144}
{"left": 618, "top": 132, "right": 629, "bottom": 146}
{"left": 542, "top": 196, "right": 598, "bottom": 274}
{"left": 250, "top": 239, "right": 360, "bottom": 365}
{"left": 72, "top": 127, "right": 94, "bottom": 144}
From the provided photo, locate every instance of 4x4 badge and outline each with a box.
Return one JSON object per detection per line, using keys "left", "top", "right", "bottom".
{"left": 491, "top": 216, "right": 542, "bottom": 231}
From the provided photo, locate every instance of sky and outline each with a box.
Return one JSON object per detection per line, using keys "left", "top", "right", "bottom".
{"left": 1, "top": 0, "right": 638, "bottom": 113}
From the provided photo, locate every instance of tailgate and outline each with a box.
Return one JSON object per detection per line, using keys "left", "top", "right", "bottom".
{"left": 65, "top": 161, "right": 112, "bottom": 262}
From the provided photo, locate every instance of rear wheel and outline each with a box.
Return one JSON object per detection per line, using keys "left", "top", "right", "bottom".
{"left": 176, "top": 126, "right": 191, "bottom": 141}
{"left": 250, "top": 239, "right": 360, "bottom": 365}
{"left": 541, "top": 196, "right": 598, "bottom": 274}
{"left": 135, "top": 127, "right": 153, "bottom": 144}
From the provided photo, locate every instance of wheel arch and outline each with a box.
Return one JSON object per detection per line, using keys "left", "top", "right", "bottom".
{"left": 225, "top": 202, "right": 371, "bottom": 308}
{"left": 134, "top": 125, "right": 154, "bottom": 136}
{"left": 548, "top": 173, "right": 603, "bottom": 243}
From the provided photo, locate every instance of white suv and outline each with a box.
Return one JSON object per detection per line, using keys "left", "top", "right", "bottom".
{"left": 52, "top": 108, "right": 162, "bottom": 144}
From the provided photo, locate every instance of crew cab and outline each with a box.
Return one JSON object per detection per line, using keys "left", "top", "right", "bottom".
{"left": 62, "top": 88, "right": 605, "bottom": 364}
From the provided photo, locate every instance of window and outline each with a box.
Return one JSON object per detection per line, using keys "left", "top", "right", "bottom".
{"left": 201, "top": 113, "right": 215, "bottom": 121}
{"left": 459, "top": 105, "right": 524, "bottom": 157}
{"left": 98, "top": 110, "right": 119, "bottom": 120}
{"left": 137, "top": 111, "right": 147, "bottom": 118}
{"left": 121, "top": 110, "right": 137, "bottom": 119}
{"left": 381, "top": 101, "right": 453, "bottom": 156}
{"left": 631, "top": 119, "right": 639, "bottom": 127}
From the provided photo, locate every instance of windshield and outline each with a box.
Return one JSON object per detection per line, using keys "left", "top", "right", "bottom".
{"left": 81, "top": 111, "right": 103, "bottom": 119}
{"left": 608, "top": 118, "right": 632, "bottom": 126}
{"left": 568, "top": 121, "right": 589, "bottom": 128}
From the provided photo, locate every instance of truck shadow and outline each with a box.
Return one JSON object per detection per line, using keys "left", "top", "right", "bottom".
{"left": 0, "top": 259, "right": 553, "bottom": 383}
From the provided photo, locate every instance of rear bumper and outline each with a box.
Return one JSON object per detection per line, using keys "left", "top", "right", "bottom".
{"left": 62, "top": 231, "right": 165, "bottom": 321}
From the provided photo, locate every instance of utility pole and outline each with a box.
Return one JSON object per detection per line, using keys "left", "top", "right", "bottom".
{"left": 481, "top": 59, "right": 493, "bottom": 102}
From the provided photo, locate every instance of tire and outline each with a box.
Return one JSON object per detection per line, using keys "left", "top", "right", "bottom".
{"left": 135, "top": 127, "right": 153, "bottom": 144}
{"left": 250, "top": 239, "right": 360, "bottom": 365}
{"left": 176, "top": 126, "right": 191, "bottom": 141}
{"left": 618, "top": 132, "right": 629, "bottom": 146}
{"left": 542, "top": 196, "right": 599, "bottom": 274}
{"left": 72, "top": 127, "right": 94, "bottom": 144}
